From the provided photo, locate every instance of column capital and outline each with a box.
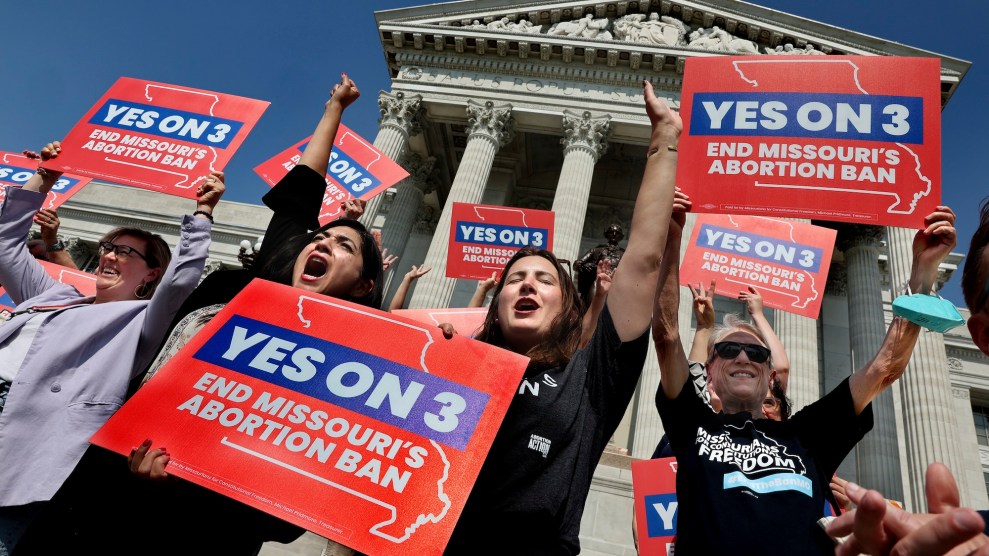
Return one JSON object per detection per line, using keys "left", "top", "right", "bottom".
{"left": 835, "top": 223, "right": 885, "bottom": 252}
{"left": 561, "top": 110, "right": 611, "bottom": 160}
{"left": 465, "top": 100, "right": 515, "bottom": 148}
{"left": 378, "top": 91, "right": 424, "bottom": 138}
{"left": 401, "top": 152, "right": 438, "bottom": 195}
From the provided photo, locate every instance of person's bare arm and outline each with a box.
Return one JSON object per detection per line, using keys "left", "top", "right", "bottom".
{"left": 388, "top": 265, "right": 431, "bottom": 312}
{"left": 578, "top": 258, "right": 613, "bottom": 348}
{"left": 298, "top": 73, "right": 360, "bottom": 176}
{"left": 847, "top": 207, "right": 957, "bottom": 414}
{"left": 468, "top": 271, "right": 497, "bottom": 308}
{"left": 655, "top": 190, "right": 692, "bottom": 400}
{"left": 607, "top": 81, "right": 680, "bottom": 341}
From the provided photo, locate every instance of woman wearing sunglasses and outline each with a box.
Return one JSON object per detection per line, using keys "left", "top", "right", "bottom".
{"left": 652, "top": 193, "right": 957, "bottom": 555}
{"left": 0, "top": 141, "right": 223, "bottom": 554}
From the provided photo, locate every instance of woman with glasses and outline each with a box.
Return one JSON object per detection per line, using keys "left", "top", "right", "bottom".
{"left": 15, "top": 75, "right": 383, "bottom": 556}
{"left": 442, "top": 81, "right": 680, "bottom": 555}
{"left": 652, "top": 192, "right": 958, "bottom": 555}
{"left": 0, "top": 141, "right": 223, "bottom": 555}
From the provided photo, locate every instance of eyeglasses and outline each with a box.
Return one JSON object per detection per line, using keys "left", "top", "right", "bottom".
{"left": 713, "top": 341, "right": 771, "bottom": 363}
{"left": 98, "top": 241, "right": 149, "bottom": 262}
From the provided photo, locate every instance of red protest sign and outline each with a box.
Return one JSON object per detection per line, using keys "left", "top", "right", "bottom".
{"left": 632, "top": 457, "right": 679, "bottom": 556}
{"left": 45, "top": 77, "right": 269, "bottom": 199}
{"left": 680, "top": 214, "right": 836, "bottom": 319}
{"left": 392, "top": 308, "right": 488, "bottom": 338}
{"left": 677, "top": 56, "right": 941, "bottom": 228}
{"left": 448, "top": 202, "right": 554, "bottom": 280}
{"left": 0, "top": 261, "right": 97, "bottom": 311}
{"left": 253, "top": 125, "right": 410, "bottom": 226}
{"left": 91, "top": 279, "right": 528, "bottom": 555}
{"left": 0, "top": 151, "right": 92, "bottom": 210}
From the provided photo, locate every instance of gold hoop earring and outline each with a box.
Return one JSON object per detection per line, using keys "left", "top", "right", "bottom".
{"left": 135, "top": 281, "right": 151, "bottom": 299}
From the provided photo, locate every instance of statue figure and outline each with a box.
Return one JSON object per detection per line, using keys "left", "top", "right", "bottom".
{"left": 486, "top": 17, "right": 510, "bottom": 30}
{"left": 614, "top": 13, "right": 687, "bottom": 46}
{"left": 765, "top": 43, "right": 826, "bottom": 55}
{"left": 506, "top": 19, "right": 543, "bottom": 33}
{"left": 687, "top": 25, "right": 760, "bottom": 54}
{"left": 548, "top": 14, "right": 613, "bottom": 40}
{"left": 575, "top": 224, "right": 626, "bottom": 304}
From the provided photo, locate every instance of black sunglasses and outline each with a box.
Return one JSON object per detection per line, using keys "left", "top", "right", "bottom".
{"left": 98, "top": 241, "right": 149, "bottom": 262}
{"left": 713, "top": 341, "right": 771, "bottom": 363}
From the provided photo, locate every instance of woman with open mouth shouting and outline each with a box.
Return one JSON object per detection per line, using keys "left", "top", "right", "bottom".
{"left": 443, "top": 80, "right": 681, "bottom": 556}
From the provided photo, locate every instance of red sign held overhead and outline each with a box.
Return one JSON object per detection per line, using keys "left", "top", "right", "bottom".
{"left": 677, "top": 56, "right": 941, "bottom": 228}
{"left": 679, "top": 214, "right": 836, "bottom": 319}
{"left": 253, "top": 125, "right": 409, "bottom": 226}
{"left": 45, "top": 77, "right": 269, "bottom": 199}
{"left": 0, "top": 151, "right": 92, "bottom": 210}
{"left": 447, "top": 202, "right": 555, "bottom": 281}
{"left": 91, "top": 279, "right": 528, "bottom": 555}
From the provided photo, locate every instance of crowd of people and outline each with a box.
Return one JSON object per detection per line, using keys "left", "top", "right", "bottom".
{"left": 0, "top": 70, "right": 987, "bottom": 556}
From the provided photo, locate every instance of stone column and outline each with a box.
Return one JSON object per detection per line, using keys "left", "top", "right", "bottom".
{"left": 378, "top": 153, "right": 436, "bottom": 295}
{"left": 886, "top": 225, "right": 961, "bottom": 511}
{"left": 551, "top": 110, "right": 610, "bottom": 262}
{"left": 838, "top": 224, "right": 903, "bottom": 500}
{"left": 409, "top": 100, "right": 515, "bottom": 309}
{"left": 360, "top": 91, "right": 424, "bottom": 227}
{"left": 775, "top": 220, "right": 821, "bottom": 413}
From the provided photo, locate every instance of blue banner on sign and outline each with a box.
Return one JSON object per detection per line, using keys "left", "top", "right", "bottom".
{"left": 690, "top": 92, "right": 923, "bottom": 144}
{"left": 456, "top": 222, "right": 550, "bottom": 248}
{"left": 644, "top": 493, "right": 678, "bottom": 537}
{"left": 697, "top": 224, "right": 824, "bottom": 272}
{"left": 193, "top": 315, "right": 489, "bottom": 451}
{"left": 327, "top": 149, "right": 380, "bottom": 195}
{"left": 89, "top": 99, "right": 243, "bottom": 148}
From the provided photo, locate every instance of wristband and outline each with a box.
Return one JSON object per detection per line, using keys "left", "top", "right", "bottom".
{"left": 193, "top": 210, "right": 214, "bottom": 223}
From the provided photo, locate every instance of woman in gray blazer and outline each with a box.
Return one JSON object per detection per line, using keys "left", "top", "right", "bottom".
{"left": 0, "top": 141, "right": 224, "bottom": 555}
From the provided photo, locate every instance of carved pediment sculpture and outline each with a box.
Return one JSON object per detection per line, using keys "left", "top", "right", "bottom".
{"left": 613, "top": 13, "right": 688, "bottom": 47}
{"left": 547, "top": 13, "right": 613, "bottom": 40}
{"left": 687, "top": 25, "right": 760, "bottom": 54}
{"left": 765, "top": 43, "right": 827, "bottom": 55}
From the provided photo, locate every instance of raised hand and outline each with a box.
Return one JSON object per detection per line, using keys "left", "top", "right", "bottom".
{"left": 738, "top": 285, "right": 764, "bottom": 317}
{"left": 689, "top": 279, "right": 717, "bottom": 329}
{"left": 341, "top": 198, "right": 366, "bottom": 219}
{"left": 329, "top": 72, "right": 361, "bottom": 111}
{"left": 196, "top": 171, "right": 226, "bottom": 214}
{"left": 405, "top": 264, "right": 431, "bottom": 281}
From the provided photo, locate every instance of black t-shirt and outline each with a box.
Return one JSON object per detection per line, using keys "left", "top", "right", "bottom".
{"left": 444, "top": 307, "right": 649, "bottom": 555}
{"left": 657, "top": 368, "right": 872, "bottom": 555}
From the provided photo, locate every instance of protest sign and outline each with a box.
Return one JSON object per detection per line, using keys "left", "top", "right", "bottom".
{"left": 392, "top": 308, "right": 488, "bottom": 338}
{"left": 448, "top": 202, "right": 554, "bottom": 280}
{"left": 677, "top": 56, "right": 941, "bottom": 228}
{"left": 45, "top": 77, "right": 268, "bottom": 199}
{"left": 0, "top": 151, "right": 92, "bottom": 209}
{"left": 91, "top": 279, "right": 528, "bottom": 555}
{"left": 0, "top": 261, "right": 97, "bottom": 311}
{"left": 254, "top": 125, "right": 409, "bottom": 225}
{"left": 680, "top": 214, "right": 836, "bottom": 319}
{"left": 632, "top": 457, "right": 679, "bottom": 556}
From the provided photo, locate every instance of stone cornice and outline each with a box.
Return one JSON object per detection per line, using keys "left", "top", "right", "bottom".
{"left": 376, "top": 0, "right": 969, "bottom": 106}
